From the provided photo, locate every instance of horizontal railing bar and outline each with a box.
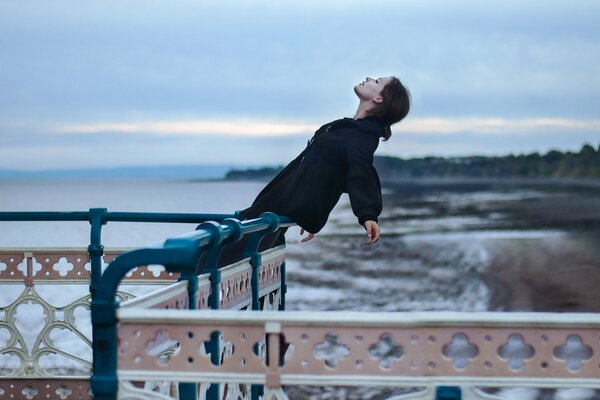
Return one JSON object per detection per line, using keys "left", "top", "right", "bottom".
{"left": 0, "top": 210, "right": 297, "bottom": 226}
{"left": 0, "top": 211, "right": 92, "bottom": 221}
{"left": 0, "top": 247, "right": 133, "bottom": 252}
{"left": 0, "top": 376, "right": 91, "bottom": 380}
{"left": 117, "top": 309, "right": 600, "bottom": 328}
{"left": 103, "top": 212, "right": 235, "bottom": 223}
{"left": 120, "top": 281, "right": 188, "bottom": 309}
{"left": 282, "top": 375, "right": 600, "bottom": 388}
{"left": 219, "top": 259, "right": 252, "bottom": 279}
{"left": 115, "top": 371, "right": 600, "bottom": 389}
{"left": 0, "top": 211, "right": 236, "bottom": 223}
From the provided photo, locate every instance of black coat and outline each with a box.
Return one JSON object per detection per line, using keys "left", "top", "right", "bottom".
{"left": 239, "top": 116, "right": 384, "bottom": 233}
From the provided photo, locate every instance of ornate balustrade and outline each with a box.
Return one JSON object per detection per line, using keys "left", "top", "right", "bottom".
{"left": 90, "top": 210, "right": 600, "bottom": 400}
{"left": 0, "top": 209, "right": 290, "bottom": 400}
{"left": 0, "top": 246, "right": 186, "bottom": 399}
{"left": 116, "top": 310, "right": 600, "bottom": 400}
{"left": 4, "top": 209, "right": 600, "bottom": 400}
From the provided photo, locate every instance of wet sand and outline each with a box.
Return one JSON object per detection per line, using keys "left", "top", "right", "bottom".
{"left": 381, "top": 178, "right": 600, "bottom": 313}
{"left": 482, "top": 233, "right": 600, "bottom": 312}
{"left": 286, "top": 179, "right": 600, "bottom": 399}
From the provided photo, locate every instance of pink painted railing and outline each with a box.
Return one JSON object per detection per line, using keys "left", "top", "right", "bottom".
{"left": 115, "top": 310, "right": 600, "bottom": 399}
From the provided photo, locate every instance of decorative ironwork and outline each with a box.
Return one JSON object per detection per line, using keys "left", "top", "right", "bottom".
{"left": 0, "top": 379, "right": 91, "bottom": 399}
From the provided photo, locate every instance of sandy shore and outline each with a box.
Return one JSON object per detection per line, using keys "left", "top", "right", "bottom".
{"left": 481, "top": 232, "right": 600, "bottom": 312}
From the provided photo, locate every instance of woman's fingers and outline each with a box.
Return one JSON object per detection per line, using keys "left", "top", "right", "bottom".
{"left": 301, "top": 233, "right": 315, "bottom": 243}
{"left": 299, "top": 227, "right": 314, "bottom": 243}
{"left": 364, "top": 220, "right": 380, "bottom": 245}
{"left": 371, "top": 223, "right": 380, "bottom": 243}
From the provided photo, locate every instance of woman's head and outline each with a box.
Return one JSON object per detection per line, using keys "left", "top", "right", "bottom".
{"left": 354, "top": 76, "right": 411, "bottom": 140}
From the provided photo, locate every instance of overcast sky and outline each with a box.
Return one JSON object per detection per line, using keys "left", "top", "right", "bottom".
{"left": 1, "top": 0, "right": 599, "bottom": 170}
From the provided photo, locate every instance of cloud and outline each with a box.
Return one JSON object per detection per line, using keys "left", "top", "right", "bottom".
{"left": 397, "top": 117, "right": 600, "bottom": 135}
{"left": 53, "top": 116, "right": 600, "bottom": 138}
{"left": 57, "top": 119, "right": 318, "bottom": 137}
{"left": 1, "top": 1, "right": 600, "bottom": 169}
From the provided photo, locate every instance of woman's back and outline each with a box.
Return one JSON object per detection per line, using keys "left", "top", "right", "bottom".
{"left": 240, "top": 116, "right": 384, "bottom": 234}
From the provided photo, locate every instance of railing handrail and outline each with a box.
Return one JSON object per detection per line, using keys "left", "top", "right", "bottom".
{"left": 116, "top": 309, "right": 600, "bottom": 327}
{"left": 0, "top": 210, "right": 237, "bottom": 223}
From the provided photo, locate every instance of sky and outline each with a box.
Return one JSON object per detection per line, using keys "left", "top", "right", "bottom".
{"left": 1, "top": 0, "right": 599, "bottom": 170}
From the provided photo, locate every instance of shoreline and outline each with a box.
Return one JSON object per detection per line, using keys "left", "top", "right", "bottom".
{"left": 2, "top": 176, "right": 600, "bottom": 188}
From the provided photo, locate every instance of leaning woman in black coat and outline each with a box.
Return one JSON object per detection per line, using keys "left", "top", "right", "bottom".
{"left": 213, "top": 76, "right": 410, "bottom": 267}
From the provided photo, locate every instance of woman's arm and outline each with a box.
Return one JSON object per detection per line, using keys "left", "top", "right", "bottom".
{"left": 345, "top": 130, "right": 383, "bottom": 230}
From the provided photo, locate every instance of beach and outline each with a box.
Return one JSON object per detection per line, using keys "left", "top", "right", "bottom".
{"left": 282, "top": 178, "right": 600, "bottom": 315}
{"left": 482, "top": 233, "right": 600, "bottom": 312}
{"left": 283, "top": 178, "right": 600, "bottom": 399}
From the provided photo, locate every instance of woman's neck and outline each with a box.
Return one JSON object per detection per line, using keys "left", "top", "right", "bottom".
{"left": 354, "top": 101, "right": 374, "bottom": 119}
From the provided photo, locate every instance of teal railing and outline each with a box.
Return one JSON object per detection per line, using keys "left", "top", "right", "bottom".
{"left": 0, "top": 209, "right": 292, "bottom": 399}
{"left": 5, "top": 210, "right": 598, "bottom": 400}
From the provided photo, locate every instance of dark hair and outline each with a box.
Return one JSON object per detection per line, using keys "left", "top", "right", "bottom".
{"left": 368, "top": 76, "right": 411, "bottom": 140}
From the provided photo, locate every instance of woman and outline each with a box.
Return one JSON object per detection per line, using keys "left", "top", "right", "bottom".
{"left": 237, "top": 76, "right": 411, "bottom": 247}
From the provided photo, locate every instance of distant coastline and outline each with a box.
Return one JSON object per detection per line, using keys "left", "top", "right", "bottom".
{"left": 225, "top": 143, "right": 600, "bottom": 182}
{"left": 2, "top": 143, "right": 598, "bottom": 182}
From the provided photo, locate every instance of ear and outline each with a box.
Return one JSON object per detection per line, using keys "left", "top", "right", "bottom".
{"left": 372, "top": 95, "right": 383, "bottom": 104}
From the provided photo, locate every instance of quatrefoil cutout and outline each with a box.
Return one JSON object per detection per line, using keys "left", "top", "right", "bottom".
{"left": 314, "top": 333, "right": 350, "bottom": 368}
{"left": 497, "top": 334, "right": 535, "bottom": 371}
{"left": 553, "top": 335, "right": 593, "bottom": 372}
{"left": 146, "top": 329, "right": 179, "bottom": 365}
{"left": 368, "top": 332, "right": 404, "bottom": 369}
{"left": 55, "top": 385, "right": 72, "bottom": 400}
{"left": 218, "top": 333, "right": 235, "bottom": 365}
{"left": 16, "top": 258, "right": 42, "bottom": 275}
{"left": 21, "top": 386, "right": 38, "bottom": 400}
{"left": 147, "top": 264, "right": 165, "bottom": 277}
{"left": 53, "top": 257, "right": 74, "bottom": 277}
{"left": 442, "top": 333, "right": 479, "bottom": 370}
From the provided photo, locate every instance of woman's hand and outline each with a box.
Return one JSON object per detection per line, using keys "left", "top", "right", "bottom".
{"left": 300, "top": 228, "right": 315, "bottom": 243}
{"left": 364, "top": 220, "right": 380, "bottom": 244}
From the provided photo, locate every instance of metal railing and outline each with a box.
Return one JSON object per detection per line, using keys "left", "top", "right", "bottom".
{"left": 0, "top": 208, "right": 237, "bottom": 301}
{"left": 91, "top": 217, "right": 600, "bottom": 400}
{"left": 116, "top": 310, "right": 600, "bottom": 400}
{"left": 90, "top": 211, "right": 292, "bottom": 400}
{"left": 0, "top": 209, "right": 292, "bottom": 399}
{"left": 4, "top": 210, "right": 600, "bottom": 400}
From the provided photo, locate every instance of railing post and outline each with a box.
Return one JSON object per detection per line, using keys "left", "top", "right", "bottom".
{"left": 178, "top": 271, "right": 199, "bottom": 400}
{"left": 251, "top": 251, "right": 262, "bottom": 311}
{"left": 88, "top": 207, "right": 108, "bottom": 301}
{"left": 279, "top": 234, "right": 287, "bottom": 311}
{"left": 245, "top": 233, "right": 264, "bottom": 400}
{"left": 243, "top": 212, "right": 282, "bottom": 400}
{"left": 92, "top": 242, "right": 205, "bottom": 400}
{"left": 206, "top": 260, "right": 222, "bottom": 400}
{"left": 196, "top": 221, "right": 227, "bottom": 400}
{"left": 88, "top": 207, "right": 107, "bottom": 391}
{"left": 436, "top": 386, "right": 462, "bottom": 400}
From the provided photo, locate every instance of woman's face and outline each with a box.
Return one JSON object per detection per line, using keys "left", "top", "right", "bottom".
{"left": 354, "top": 76, "right": 392, "bottom": 102}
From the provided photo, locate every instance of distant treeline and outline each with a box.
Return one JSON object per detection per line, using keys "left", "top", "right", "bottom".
{"left": 375, "top": 143, "right": 600, "bottom": 179}
{"left": 225, "top": 166, "right": 284, "bottom": 181}
{"left": 225, "top": 143, "right": 600, "bottom": 181}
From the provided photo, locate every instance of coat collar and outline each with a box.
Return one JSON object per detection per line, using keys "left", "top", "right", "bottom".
{"left": 342, "top": 116, "right": 384, "bottom": 136}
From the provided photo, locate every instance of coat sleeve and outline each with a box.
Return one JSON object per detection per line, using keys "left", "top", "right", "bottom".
{"left": 345, "top": 130, "right": 382, "bottom": 226}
